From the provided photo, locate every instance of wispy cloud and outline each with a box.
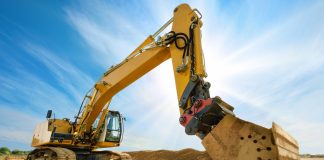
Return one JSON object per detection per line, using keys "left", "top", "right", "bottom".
{"left": 0, "top": 42, "right": 94, "bottom": 148}
{"left": 65, "top": 1, "right": 148, "bottom": 67}
{"left": 23, "top": 43, "right": 94, "bottom": 102}
{"left": 0, "top": 69, "right": 76, "bottom": 116}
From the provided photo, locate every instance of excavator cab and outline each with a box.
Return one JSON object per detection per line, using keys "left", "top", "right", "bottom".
{"left": 104, "top": 111, "right": 124, "bottom": 142}
{"left": 96, "top": 110, "right": 124, "bottom": 147}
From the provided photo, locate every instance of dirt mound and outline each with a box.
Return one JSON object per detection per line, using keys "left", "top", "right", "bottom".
{"left": 0, "top": 149, "right": 211, "bottom": 160}
{"left": 127, "top": 148, "right": 211, "bottom": 160}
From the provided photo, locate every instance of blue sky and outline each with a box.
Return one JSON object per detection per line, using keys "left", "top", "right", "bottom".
{"left": 0, "top": 0, "right": 323, "bottom": 154}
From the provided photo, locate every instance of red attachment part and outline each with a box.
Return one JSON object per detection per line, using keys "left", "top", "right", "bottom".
{"left": 179, "top": 98, "right": 213, "bottom": 127}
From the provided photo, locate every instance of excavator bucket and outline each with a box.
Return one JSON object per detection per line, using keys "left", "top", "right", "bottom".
{"left": 202, "top": 115, "right": 299, "bottom": 160}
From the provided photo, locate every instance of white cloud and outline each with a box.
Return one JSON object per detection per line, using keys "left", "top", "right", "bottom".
{"left": 23, "top": 43, "right": 94, "bottom": 102}
{"left": 0, "top": 66, "right": 76, "bottom": 118}
{"left": 65, "top": 1, "right": 147, "bottom": 67}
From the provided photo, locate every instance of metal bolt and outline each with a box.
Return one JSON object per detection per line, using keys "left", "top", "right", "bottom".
{"left": 176, "top": 66, "right": 182, "bottom": 73}
{"left": 191, "top": 16, "right": 196, "bottom": 21}
{"left": 176, "top": 64, "right": 187, "bottom": 73}
{"left": 203, "top": 82, "right": 211, "bottom": 89}
{"left": 191, "top": 75, "right": 198, "bottom": 82}
{"left": 179, "top": 116, "right": 185, "bottom": 123}
{"left": 194, "top": 100, "right": 202, "bottom": 108}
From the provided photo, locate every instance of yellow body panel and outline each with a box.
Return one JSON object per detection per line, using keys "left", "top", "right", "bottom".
{"left": 95, "top": 142, "right": 119, "bottom": 148}
{"left": 92, "top": 99, "right": 111, "bottom": 140}
{"left": 170, "top": 4, "right": 199, "bottom": 114}
{"left": 48, "top": 119, "right": 72, "bottom": 133}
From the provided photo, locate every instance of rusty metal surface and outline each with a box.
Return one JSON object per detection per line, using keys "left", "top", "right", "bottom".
{"left": 202, "top": 115, "right": 300, "bottom": 160}
{"left": 272, "top": 123, "right": 300, "bottom": 160}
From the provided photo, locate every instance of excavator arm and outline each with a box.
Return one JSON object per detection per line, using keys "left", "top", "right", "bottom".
{"left": 75, "top": 4, "right": 205, "bottom": 137}
{"left": 76, "top": 3, "right": 227, "bottom": 139}
{"left": 29, "top": 4, "right": 300, "bottom": 160}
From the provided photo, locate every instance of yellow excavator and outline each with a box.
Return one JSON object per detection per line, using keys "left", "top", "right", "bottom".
{"left": 28, "top": 4, "right": 300, "bottom": 160}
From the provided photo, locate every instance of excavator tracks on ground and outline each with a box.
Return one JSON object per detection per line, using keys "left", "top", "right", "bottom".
{"left": 27, "top": 147, "right": 76, "bottom": 160}
{"left": 27, "top": 147, "right": 132, "bottom": 160}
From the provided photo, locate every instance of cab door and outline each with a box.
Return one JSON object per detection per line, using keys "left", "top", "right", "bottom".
{"left": 96, "top": 110, "right": 124, "bottom": 147}
{"left": 104, "top": 111, "right": 124, "bottom": 142}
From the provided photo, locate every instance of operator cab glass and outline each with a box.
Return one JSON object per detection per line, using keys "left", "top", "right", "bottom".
{"left": 105, "top": 111, "right": 123, "bottom": 142}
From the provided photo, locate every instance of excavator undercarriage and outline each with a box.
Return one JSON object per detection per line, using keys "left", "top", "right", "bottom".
{"left": 27, "top": 147, "right": 132, "bottom": 160}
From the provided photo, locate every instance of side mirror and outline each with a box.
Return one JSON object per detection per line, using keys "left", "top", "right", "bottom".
{"left": 46, "top": 110, "right": 52, "bottom": 119}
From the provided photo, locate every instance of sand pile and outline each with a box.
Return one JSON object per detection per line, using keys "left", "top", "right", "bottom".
{"left": 127, "top": 148, "right": 211, "bottom": 160}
